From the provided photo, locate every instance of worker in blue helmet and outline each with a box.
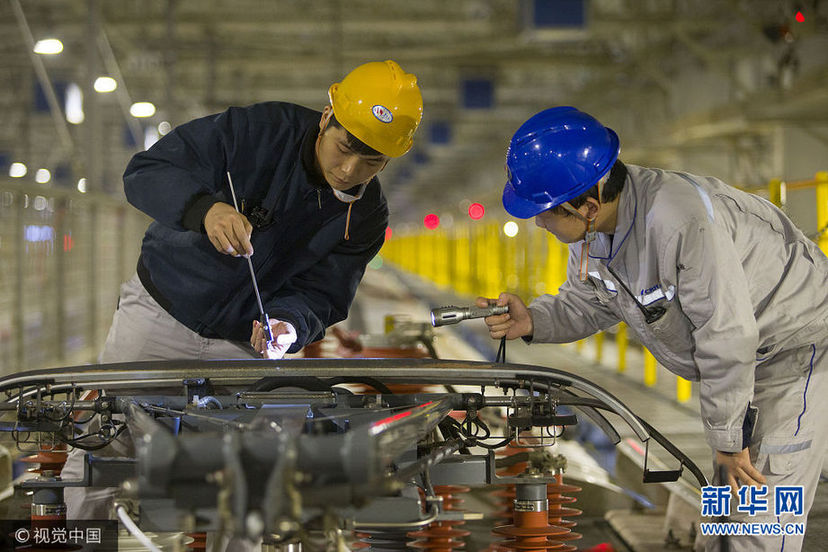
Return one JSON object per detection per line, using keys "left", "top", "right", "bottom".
{"left": 479, "top": 106, "right": 828, "bottom": 552}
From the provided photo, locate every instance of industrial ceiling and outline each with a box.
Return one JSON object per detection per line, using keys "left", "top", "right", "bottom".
{"left": 1, "top": 0, "right": 827, "bottom": 225}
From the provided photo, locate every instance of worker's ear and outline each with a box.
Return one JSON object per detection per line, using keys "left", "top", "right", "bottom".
{"left": 584, "top": 197, "right": 600, "bottom": 221}
{"left": 319, "top": 106, "right": 333, "bottom": 134}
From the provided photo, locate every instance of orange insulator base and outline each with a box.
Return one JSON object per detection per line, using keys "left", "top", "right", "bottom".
{"left": 546, "top": 474, "right": 582, "bottom": 552}
{"left": 186, "top": 532, "right": 207, "bottom": 551}
{"left": 409, "top": 485, "right": 471, "bottom": 551}
{"left": 492, "top": 509, "right": 570, "bottom": 551}
{"left": 20, "top": 444, "right": 69, "bottom": 475}
{"left": 490, "top": 445, "right": 530, "bottom": 524}
{"left": 490, "top": 474, "right": 583, "bottom": 552}
{"left": 490, "top": 485, "right": 517, "bottom": 523}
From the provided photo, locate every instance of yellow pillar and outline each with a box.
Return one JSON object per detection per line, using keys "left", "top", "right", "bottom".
{"left": 616, "top": 323, "right": 627, "bottom": 373}
{"left": 519, "top": 222, "right": 531, "bottom": 298}
{"left": 816, "top": 171, "right": 828, "bottom": 256}
{"left": 576, "top": 339, "right": 585, "bottom": 354}
{"left": 489, "top": 224, "right": 501, "bottom": 298}
{"left": 644, "top": 348, "right": 657, "bottom": 387}
{"left": 594, "top": 331, "right": 604, "bottom": 364}
{"left": 676, "top": 376, "right": 692, "bottom": 403}
{"left": 768, "top": 177, "right": 784, "bottom": 208}
{"left": 455, "top": 225, "right": 470, "bottom": 296}
{"left": 435, "top": 229, "right": 449, "bottom": 288}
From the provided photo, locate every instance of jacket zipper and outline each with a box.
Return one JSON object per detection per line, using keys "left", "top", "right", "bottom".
{"left": 317, "top": 189, "right": 321, "bottom": 209}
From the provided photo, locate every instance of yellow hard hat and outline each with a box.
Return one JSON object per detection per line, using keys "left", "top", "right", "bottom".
{"left": 328, "top": 60, "right": 423, "bottom": 158}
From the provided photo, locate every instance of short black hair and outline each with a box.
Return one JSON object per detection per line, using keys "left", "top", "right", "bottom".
{"left": 327, "top": 114, "right": 385, "bottom": 157}
{"left": 549, "top": 160, "right": 627, "bottom": 216}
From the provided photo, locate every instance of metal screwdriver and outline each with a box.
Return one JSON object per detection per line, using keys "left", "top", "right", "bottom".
{"left": 226, "top": 171, "right": 275, "bottom": 350}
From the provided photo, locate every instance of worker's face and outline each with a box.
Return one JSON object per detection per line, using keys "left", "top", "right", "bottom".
{"left": 316, "top": 107, "right": 389, "bottom": 191}
{"left": 534, "top": 208, "right": 588, "bottom": 243}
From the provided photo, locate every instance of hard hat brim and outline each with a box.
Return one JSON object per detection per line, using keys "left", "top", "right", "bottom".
{"left": 502, "top": 180, "right": 554, "bottom": 219}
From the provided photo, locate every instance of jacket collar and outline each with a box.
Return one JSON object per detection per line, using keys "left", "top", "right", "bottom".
{"left": 300, "top": 124, "right": 328, "bottom": 190}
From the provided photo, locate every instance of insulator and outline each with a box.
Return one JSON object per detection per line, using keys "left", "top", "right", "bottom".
{"left": 409, "top": 485, "right": 471, "bottom": 551}
{"left": 490, "top": 445, "right": 530, "bottom": 525}
{"left": 20, "top": 444, "right": 68, "bottom": 475}
{"left": 545, "top": 473, "right": 582, "bottom": 551}
{"left": 186, "top": 532, "right": 207, "bottom": 551}
{"left": 491, "top": 481, "right": 574, "bottom": 552}
{"left": 490, "top": 485, "right": 516, "bottom": 523}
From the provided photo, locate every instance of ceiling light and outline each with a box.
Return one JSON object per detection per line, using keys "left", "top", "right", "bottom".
{"left": 130, "top": 102, "right": 156, "bottom": 118}
{"left": 158, "top": 121, "right": 172, "bottom": 135}
{"left": 77, "top": 178, "right": 87, "bottom": 193}
{"left": 9, "top": 163, "right": 27, "bottom": 178}
{"left": 35, "top": 169, "right": 51, "bottom": 184}
{"left": 65, "top": 83, "right": 84, "bottom": 124}
{"left": 33, "top": 38, "right": 63, "bottom": 55}
{"left": 94, "top": 76, "right": 117, "bottom": 93}
{"left": 144, "top": 126, "right": 159, "bottom": 150}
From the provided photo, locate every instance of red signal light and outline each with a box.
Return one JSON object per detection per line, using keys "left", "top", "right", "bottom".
{"left": 424, "top": 214, "right": 440, "bottom": 230}
{"left": 468, "top": 203, "right": 485, "bottom": 220}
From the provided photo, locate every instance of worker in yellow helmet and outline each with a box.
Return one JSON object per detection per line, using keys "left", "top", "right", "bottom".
{"left": 63, "top": 61, "right": 422, "bottom": 520}
{"left": 110, "top": 60, "right": 422, "bottom": 364}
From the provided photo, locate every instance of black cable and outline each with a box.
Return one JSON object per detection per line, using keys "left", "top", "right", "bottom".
{"left": 448, "top": 416, "right": 512, "bottom": 450}
{"left": 57, "top": 423, "right": 127, "bottom": 451}
{"left": 418, "top": 337, "right": 439, "bottom": 360}
{"left": 496, "top": 336, "right": 507, "bottom": 363}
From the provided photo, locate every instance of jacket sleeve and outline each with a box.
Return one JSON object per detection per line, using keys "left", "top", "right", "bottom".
{"left": 665, "top": 219, "right": 758, "bottom": 453}
{"left": 123, "top": 109, "right": 240, "bottom": 232}
{"left": 263, "top": 204, "right": 388, "bottom": 353}
{"left": 529, "top": 246, "right": 621, "bottom": 343}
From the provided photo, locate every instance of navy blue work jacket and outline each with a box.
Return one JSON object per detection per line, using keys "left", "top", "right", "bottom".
{"left": 123, "top": 102, "right": 388, "bottom": 352}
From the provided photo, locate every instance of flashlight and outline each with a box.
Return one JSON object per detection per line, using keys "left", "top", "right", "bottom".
{"left": 430, "top": 304, "right": 509, "bottom": 327}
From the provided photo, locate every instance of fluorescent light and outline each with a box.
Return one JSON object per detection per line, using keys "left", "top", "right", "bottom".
{"left": 33, "top": 38, "right": 63, "bottom": 55}
{"left": 503, "top": 221, "right": 519, "bottom": 237}
{"left": 9, "top": 163, "right": 27, "bottom": 178}
{"left": 144, "top": 126, "right": 159, "bottom": 150}
{"left": 65, "top": 83, "right": 84, "bottom": 124}
{"left": 130, "top": 102, "right": 156, "bottom": 118}
{"left": 35, "top": 169, "right": 51, "bottom": 184}
{"left": 158, "top": 121, "right": 171, "bottom": 135}
{"left": 77, "top": 178, "right": 87, "bottom": 193}
{"left": 94, "top": 76, "right": 117, "bottom": 93}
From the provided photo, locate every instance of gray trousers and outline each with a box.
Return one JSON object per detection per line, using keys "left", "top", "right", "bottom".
{"left": 699, "top": 342, "right": 828, "bottom": 552}
{"left": 99, "top": 273, "right": 260, "bottom": 363}
{"left": 63, "top": 274, "right": 262, "bottom": 550}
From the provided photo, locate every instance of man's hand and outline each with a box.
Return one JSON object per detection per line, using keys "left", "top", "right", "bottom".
{"left": 475, "top": 293, "right": 534, "bottom": 340}
{"left": 251, "top": 318, "right": 297, "bottom": 359}
{"left": 716, "top": 448, "right": 766, "bottom": 490}
{"left": 204, "top": 202, "right": 254, "bottom": 257}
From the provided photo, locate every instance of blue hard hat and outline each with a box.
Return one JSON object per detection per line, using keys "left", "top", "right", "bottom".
{"left": 502, "top": 106, "right": 620, "bottom": 219}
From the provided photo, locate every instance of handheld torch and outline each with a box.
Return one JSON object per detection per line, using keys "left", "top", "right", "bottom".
{"left": 430, "top": 304, "right": 509, "bottom": 327}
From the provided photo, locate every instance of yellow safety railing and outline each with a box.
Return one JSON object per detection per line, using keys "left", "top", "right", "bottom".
{"left": 769, "top": 171, "right": 828, "bottom": 256}
{"left": 382, "top": 170, "right": 826, "bottom": 406}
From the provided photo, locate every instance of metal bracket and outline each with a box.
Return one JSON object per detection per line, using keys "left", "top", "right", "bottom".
{"left": 642, "top": 439, "right": 683, "bottom": 483}
{"left": 183, "top": 378, "right": 212, "bottom": 405}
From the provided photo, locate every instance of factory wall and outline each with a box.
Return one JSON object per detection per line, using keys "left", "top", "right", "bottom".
{"left": 0, "top": 179, "right": 148, "bottom": 376}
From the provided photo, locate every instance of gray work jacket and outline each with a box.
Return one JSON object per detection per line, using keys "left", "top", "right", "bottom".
{"left": 528, "top": 164, "right": 828, "bottom": 452}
